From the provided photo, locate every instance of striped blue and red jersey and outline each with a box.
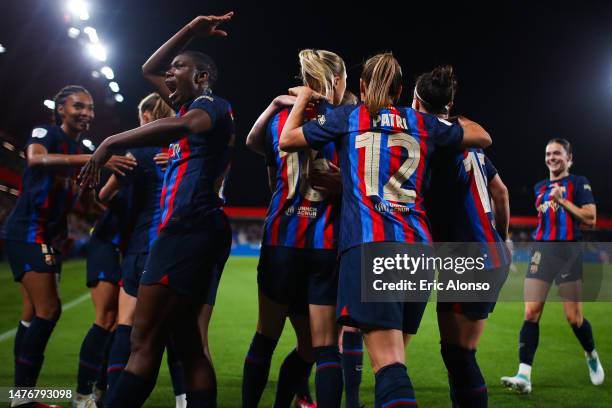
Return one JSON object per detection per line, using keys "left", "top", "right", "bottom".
{"left": 533, "top": 174, "right": 594, "bottom": 241}
{"left": 123, "top": 147, "right": 165, "bottom": 253}
{"left": 427, "top": 147, "right": 510, "bottom": 268}
{"left": 262, "top": 101, "right": 339, "bottom": 249}
{"left": 2, "top": 125, "right": 83, "bottom": 245}
{"left": 302, "top": 103, "right": 464, "bottom": 252}
{"left": 158, "top": 90, "right": 234, "bottom": 231}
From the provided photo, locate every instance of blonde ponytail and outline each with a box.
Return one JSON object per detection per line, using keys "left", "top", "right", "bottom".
{"left": 138, "top": 93, "right": 175, "bottom": 122}
{"left": 361, "top": 53, "right": 402, "bottom": 116}
{"left": 299, "top": 49, "right": 346, "bottom": 101}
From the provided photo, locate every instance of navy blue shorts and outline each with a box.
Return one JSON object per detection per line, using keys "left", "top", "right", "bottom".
{"left": 526, "top": 243, "right": 582, "bottom": 285}
{"left": 257, "top": 245, "right": 338, "bottom": 314}
{"left": 121, "top": 252, "right": 147, "bottom": 297}
{"left": 5, "top": 240, "right": 62, "bottom": 282}
{"left": 86, "top": 235, "right": 121, "bottom": 287}
{"left": 337, "top": 243, "right": 429, "bottom": 334}
{"left": 436, "top": 264, "right": 510, "bottom": 320}
{"left": 141, "top": 210, "right": 231, "bottom": 304}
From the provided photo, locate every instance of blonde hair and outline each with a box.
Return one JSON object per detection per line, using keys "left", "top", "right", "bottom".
{"left": 138, "top": 93, "right": 174, "bottom": 122}
{"left": 299, "top": 49, "right": 346, "bottom": 101}
{"left": 361, "top": 53, "right": 402, "bottom": 116}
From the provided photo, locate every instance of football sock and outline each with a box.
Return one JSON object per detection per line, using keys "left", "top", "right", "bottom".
{"left": 374, "top": 363, "right": 417, "bottom": 408}
{"left": 105, "top": 370, "right": 155, "bottom": 407}
{"left": 274, "top": 348, "right": 312, "bottom": 408}
{"left": 314, "top": 345, "right": 343, "bottom": 408}
{"left": 519, "top": 320, "right": 539, "bottom": 366}
{"left": 242, "top": 332, "right": 278, "bottom": 407}
{"left": 185, "top": 389, "right": 216, "bottom": 408}
{"left": 572, "top": 318, "right": 595, "bottom": 354}
{"left": 77, "top": 323, "right": 112, "bottom": 394}
{"left": 440, "top": 343, "right": 487, "bottom": 408}
{"left": 167, "top": 338, "right": 186, "bottom": 396}
{"left": 341, "top": 331, "right": 363, "bottom": 408}
{"left": 106, "top": 324, "right": 132, "bottom": 395}
{"left": 15, "top": 316, "right": 56, "bottom": 387}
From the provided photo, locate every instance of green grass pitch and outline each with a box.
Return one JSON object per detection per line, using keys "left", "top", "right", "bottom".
{"left": 0, "top": 257, "right": 610, "bottom": 407}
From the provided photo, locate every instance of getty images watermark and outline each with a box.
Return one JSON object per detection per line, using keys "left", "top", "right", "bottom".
{"left": 359, "top": 242, "right": 611, "bottom": 303}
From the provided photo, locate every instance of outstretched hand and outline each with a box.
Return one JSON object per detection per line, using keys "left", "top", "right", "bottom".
{"left": 79, "top": 142, "right": 137, "bottom": 188}
{"left": 188, "top": 12, "right": 234, "bottom": 37}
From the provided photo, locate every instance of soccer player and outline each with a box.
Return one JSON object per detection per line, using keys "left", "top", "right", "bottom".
{"left": 501, "top": 138, "right": 604, "bottom": 393}
{"left": 279, "top": 53, "right": 492, "bottom": 407}
{"left": 416, "top": 65, "right": 511, "bottom": 407}
{"left": 79, "top": 13, "right": 235, "bottom": 407}
{"left": 72, "top": 189, "right": 127, "bottom": 408}
{"left": 99, "top": 93, "right": 191, "bottom": 408}
{"left": 1, "top": 85, "right": 135, "bottom": 408}
{"left": 243, "top": 49, "right": 345, "bottom": 408}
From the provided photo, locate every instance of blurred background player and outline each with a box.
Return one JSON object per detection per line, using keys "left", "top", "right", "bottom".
{"left": 72, "top": 183, "right": 128, "bottom": 408}
{"left": 243, "top": 48, "right": 346, "bottom": 408}
{"left": 279, "top": 53, "right": 492, "bottom": 407}
{"left": 501, "top": 138, "right": 604, "bottom": 393}
{"left": 1, "top": 85, "right": 135, "bottom": 408}
{"left": 79, "top": 13, "right": 235, "bottom": 407}
{"left": 418, "top": 65, "right": 511, "bottom": 407}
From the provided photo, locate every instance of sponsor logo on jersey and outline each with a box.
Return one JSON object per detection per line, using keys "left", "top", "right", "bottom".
{"left": 374, "top": 201, "right": 410, "bottom": 214}
{"left": 296, "top": 206, "right": 318, "bottom": 218}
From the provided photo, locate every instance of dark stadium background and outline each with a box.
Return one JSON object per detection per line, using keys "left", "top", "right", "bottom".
{"left": 1, "top": 0, "right": 612, "bottom": 216}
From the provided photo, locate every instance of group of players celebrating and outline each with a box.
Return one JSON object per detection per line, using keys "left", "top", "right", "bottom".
{"left": 1, "top": 11, "right": 605, "bottom": 408}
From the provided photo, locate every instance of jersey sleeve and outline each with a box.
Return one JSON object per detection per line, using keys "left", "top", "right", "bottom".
{"left": 25, "top": 125, "right": 56, "bottom": 151}
{"left": 575, "top": 176, "right": 595, "bottom": 206}
{"left": 302, "top": 105, "right": 350, "bottom": 151}
{"left": 264, "top": 124, "right": 278, "bottom": 168}
{"left": 484, "top": 156, "right": 498, "bottom": 182}
{"left": 426, "top": 116, "right": 464, "bottom": 147}
{"left": 189, "top": 95, "right": 219, "bottom": 127}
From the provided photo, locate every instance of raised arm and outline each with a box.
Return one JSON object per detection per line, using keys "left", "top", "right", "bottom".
{"left": 488, "top": 174, "right": 510, "bottom": 240}
{"left": 142, "top": 12, "right": 234, "bottom": 106}
{"left": 246, "top": 95, "right": 296, "bottom": 155}
{"left": 458, "top": 116, "right": 492, "bottom": 148}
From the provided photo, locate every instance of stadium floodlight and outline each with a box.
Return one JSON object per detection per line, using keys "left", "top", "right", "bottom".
{"left": 43, "top": 100, "right": 56, "bottom": 110}
{"left": 87, "top": 43, "right": 107, "bottom": 61}
{"left": 114, "top": 94, "right": 124, "bottom": 103}
{"left": 0, "top": 44, "right": 7, "bottom": 53}
{"left": 100, "top": 66, "right": 114, "bottom": 80}
{"left": 67, "top": 27, "right": 80, "bottom": 39}
{"left": 67, "top": 0, "right": 89, "bottom": 21}
{"left": 91, "top": 70, "right": 100, "bottom": 78}
{"left": 83, "top": 26, "right": 99, "bottom": 43}
{"left": 82, "top": 139, "right": 94, "bottom": 150}
{"left": 109, "top": 81, "right": 120, "bottom": 93}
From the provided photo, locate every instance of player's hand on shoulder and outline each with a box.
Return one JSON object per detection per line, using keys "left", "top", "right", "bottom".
{"left": 188, "top": 12, "right": 234, "bottom": 38}
{"left": 273, "top": 95, "right": 297, "bottom": 108}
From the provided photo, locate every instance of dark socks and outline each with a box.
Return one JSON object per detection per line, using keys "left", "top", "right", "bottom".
{"left": 14, "top": 321, "right": 30, "bottom": 384}
{"left": 295, "top": 363, "right": 314, "bottom": 402}
{"left": 96, "top": 330, "right": 114, "bottom": 394}
{"left": 186, "top": 389, "right": 216, "bottom": 408}
{"left": 440, "top": 343, "right": 487, "bottom": 408}
{"left": 274, "top": 349, "right": 312, "bottom": 408}
{"left": 519, "top": 320, "right": 539, "bottom": 365}
{"left": 242, "top": 332, "right": 278, "bottom": 408}
{"left": 77, "top": 324, "right": 112, "bottom": 394}
{"left": 572, "top": 318, "right": 595, "bottom": 354}
{"left": 342, "top": 331, "right": 363, "bottom": 408}
{"left": 314, "top": 345, "right": 343, "bottom": 408}
{"left": 105, "top": 370, "right": 155, "bottom": 408}
{"left": 107, "top": 324, "right": 132, "bottom": 395}
{"left": 167, "top": 338, "right": 186, "bottom": 396}
{"left": 15, "top": 316, "right": 56, "bottom": 387}
{"left": 374, "top": 363, "right": 417, "bottom": 408}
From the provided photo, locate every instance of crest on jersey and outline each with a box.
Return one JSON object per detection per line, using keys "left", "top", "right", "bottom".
{"left": 285, "top": 206, "right": 295, "bottom": 216}
{"left": 32, "top": 127, "right": 48, "bottom": 139}
{"left": 585, "top": 184, "right": 592, "bottom": 191}
{"left": 317, "top": 115, "right": 326, "bottom": 126}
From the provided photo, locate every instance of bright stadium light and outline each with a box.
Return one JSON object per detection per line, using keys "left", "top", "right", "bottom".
{"left": 109, "top": 81, "right": 120, "bottom": 92}
{"left": 100, "top": 66, "right": 114, "bottom": 80}
{"left": 87, "top": 43, "right": 107, "bottom": 61}
{"left": 0, "top": 44, "right": 6, "bottom": 53}
{"left": 43, "top": 99, "right": 56, "bottom": 110}
{"left": 67, "top": 0, "right": 90, "bottom": 21}
{"left": 67, "top": 27, "right": 80, "bottom": 39}
{"left": 114, "top": 94, "right": 124, "bottom": 103}
{"left": 83, "top": 26, "right": 99, "bottom": 43}
{"left": 91, "top": 70, "right": 100, "bottom": 78}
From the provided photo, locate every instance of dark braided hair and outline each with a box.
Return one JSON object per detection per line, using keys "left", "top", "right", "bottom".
{"left": 52, "top": 85, "right": 91, "bottom": 125}
{"left": 414, "top": 65, "right": 457, "bottom": 115}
